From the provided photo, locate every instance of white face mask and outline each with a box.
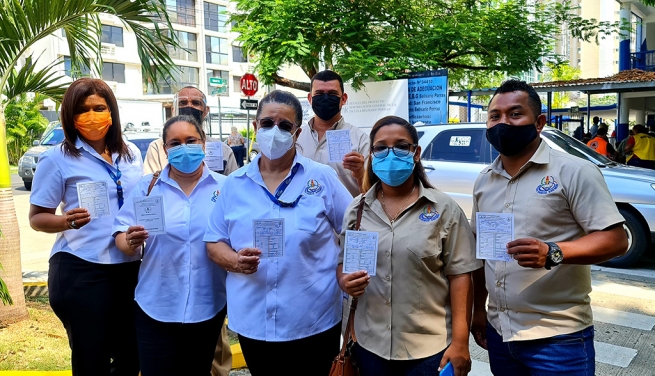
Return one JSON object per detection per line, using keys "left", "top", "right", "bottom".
{"left": 256, "top": 126, "right": 297, "bottom": 160}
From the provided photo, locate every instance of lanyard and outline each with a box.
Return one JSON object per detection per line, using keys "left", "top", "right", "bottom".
{"left": 98, "top": 156, "right": 124, "bottom": 209}
{"left": 262, "top": 164, "right": 302, "bottom": 208}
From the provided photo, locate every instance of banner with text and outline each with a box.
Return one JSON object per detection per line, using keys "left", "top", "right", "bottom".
{"left": 408, "top": 69, "right": 448, "bottom": 125}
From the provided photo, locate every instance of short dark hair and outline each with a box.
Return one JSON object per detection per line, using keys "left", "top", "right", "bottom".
{"left": 633, "top": 124, "right": 647, "bottom": 134}
{"left": 362, "top": 116, "right": 433, "bottom": 192}
{"left": 490, "top": 79, "right": 542, "bottom": 119}
{"left": 256, "top": 90, "right": 303, "bottom": 127}
{"left": 593, "top": 116, "right": 600, "bottom": 124}
{"left": 60, "top": 78, "right": 133, "bottom": 161}
{"left": 162, "top": 115, "right": 206, "bottom": 145}
{"left": 310, "top": 70, "right": 344, "bottom": 93}
{"left": 596, "top": 127, "right": 608, "bottom": 136}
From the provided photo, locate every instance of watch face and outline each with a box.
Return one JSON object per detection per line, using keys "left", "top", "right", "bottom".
{"left": 551, "top": 249, "right": 564, "bottom": 263}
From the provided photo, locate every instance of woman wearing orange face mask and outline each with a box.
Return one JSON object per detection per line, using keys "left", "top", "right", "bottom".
{"left": 28, "top": 78, "right": 143, "bottom": 375}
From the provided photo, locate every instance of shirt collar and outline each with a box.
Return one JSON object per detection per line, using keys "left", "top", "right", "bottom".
{"left": 159, "top": 163, "right": 213, "bottom": 186}
{"left": 236, "top": 151, "right": 309, "bottom": 181}
{"left": 74, "top": 137, "right": 117, "bottom": 164}
{"left": 308, "top": 116, "right": 345, "bottom": 132}
{"left": 483, "top": 139, "right": 550, "bottom": 175}
{"left": 363, "top": 179, "right": 438, "bottom": 206}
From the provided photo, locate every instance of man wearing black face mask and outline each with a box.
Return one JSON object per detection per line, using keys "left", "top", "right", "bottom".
{"left": 296, "top": 70, "right": 370, "bottom": 196}
{"left": 143, "top": 86, "right": 239, "bottom": 177}
{"left": 469, "top": 80, "right": 627, "bottom": 376}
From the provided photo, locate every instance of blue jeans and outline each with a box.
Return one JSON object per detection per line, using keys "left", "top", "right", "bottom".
{"left": 486, "top": 324, "right": 595, "bottom": 376}
{"left": 353, "top": 342, "right": 446, "bottom": 376}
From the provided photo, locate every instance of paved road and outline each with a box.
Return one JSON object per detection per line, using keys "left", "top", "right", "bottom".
{"left": 10, "top": 172, "right": 30, "bottom": 196}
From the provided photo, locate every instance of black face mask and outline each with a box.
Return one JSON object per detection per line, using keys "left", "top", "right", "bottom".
{"left": 178, "top": 107, "right": 204, "bottom": 125}
{"left": 311, "top": 94, "right": 341, "bottom": 121}
{"left": 486, "top": 122, "right": 538, "bottom": 157}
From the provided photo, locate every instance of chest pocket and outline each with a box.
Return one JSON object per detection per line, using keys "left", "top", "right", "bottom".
{"left": 523, "top": 196, "right": 570, "bottom": 239}
{"left": 294, "top": 196, "right": 326, "bottom": 234}
{"left": 406, "top": 221, "right": 443, "bottom": 273}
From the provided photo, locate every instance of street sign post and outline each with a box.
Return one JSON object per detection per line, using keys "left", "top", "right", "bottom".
{"left": 240, "top": 74, "right": 259, "bottom": 97}
{"left": 240, "top": 99, "right": 258, "bottom": 110}
{"left": 209, "top": 77, "right": 227, "bottom": 87}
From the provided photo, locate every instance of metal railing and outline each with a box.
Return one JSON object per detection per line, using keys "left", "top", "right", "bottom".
{"left": 630, "top": 50, "right": 655, "bottom": 71}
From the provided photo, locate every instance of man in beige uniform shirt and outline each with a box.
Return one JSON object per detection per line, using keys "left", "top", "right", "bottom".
{"left": 471, "top": 80, "right": 628, "bottom": 375}
{"left": 144, "top": 86, "right": 239, "bottom": 176}
{"left": 296, "top": 70, "right": 369, "bottom": 196}
{"left": 143, "top": 86, "right": 234, "bottom": 376}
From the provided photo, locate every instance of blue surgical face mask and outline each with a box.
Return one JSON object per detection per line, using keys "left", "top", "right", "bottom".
{"left": 372, "top": 153, "right": 416, "bottom": 187}
{"left": 167, "top": 144, "right": 205, "bottom": 173}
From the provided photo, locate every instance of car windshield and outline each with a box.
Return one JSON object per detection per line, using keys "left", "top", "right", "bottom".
{"left": 41, "top": 128, "right": 65, "bottom": 146}
{"left": 541, "top": 130, "right": 614, "bottom": 166}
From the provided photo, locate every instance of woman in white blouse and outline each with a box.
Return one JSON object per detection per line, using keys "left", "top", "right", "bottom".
{"left": 113, "top": 115, "right": 228, "bottom": 376}
{"left": 204, "top": 90, "right": 352, "bottom": 375}
{"left": 29, "top": 78, "right": 142, "bottom": 375}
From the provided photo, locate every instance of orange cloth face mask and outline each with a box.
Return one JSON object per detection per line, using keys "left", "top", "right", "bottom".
{"left": 74, "top": 111, "right": 112, "bottom": 141}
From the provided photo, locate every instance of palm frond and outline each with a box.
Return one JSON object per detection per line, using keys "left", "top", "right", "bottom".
{"left": 5, "top": 56, "right": 67, "bottom": 103}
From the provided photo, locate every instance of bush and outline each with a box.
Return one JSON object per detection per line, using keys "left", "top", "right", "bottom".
{"left": 4, "top": 94, "right": 48, "bottom": 164}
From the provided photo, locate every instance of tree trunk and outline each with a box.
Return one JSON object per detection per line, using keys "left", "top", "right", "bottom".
{"left": 0, "top": 111, "right": 28, "bottom": 324}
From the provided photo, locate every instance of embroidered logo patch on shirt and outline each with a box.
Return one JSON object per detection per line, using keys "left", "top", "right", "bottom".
{"left": 418, "top": 205, "right": 440, "bottom": 222}
{"left": 211, "top": 190, "right": 220, "bottom": 202}
{"left": 304, "top": 179, "right": 323, "bottom": 195}
{"left": 536, "top": 176, "right": 559, "bottom": 195}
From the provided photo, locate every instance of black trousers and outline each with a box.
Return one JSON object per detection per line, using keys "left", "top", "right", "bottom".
{"left": 48, "top": 252, "right": 140, "bottom": 376}
{"left": 231, "top": 145, "right": 246, "bottom": 167}
{"left": 238, "top": 322, "right": 341, "bottom": 376}
{"left": 135, "top": 303, "right": 226, "bottom": 376}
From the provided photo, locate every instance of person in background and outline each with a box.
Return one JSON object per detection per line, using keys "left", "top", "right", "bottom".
{"left": 337, "top": 116, "right": 480, "bottom": 376}
{"left": 572, "top": 123, "right": 584, "bottom": 141}
{"left": 625, "top": 124, "right": 655, "bottom": 169}
{"left": 590, "top": 116, "right": 600, "bottom": 137}
{"left": 616, "top": 129, "right": 635, "bottom": 163}
{"left": 228, "top": 126, "right": 246, "bottom": 167}
{"left": 586, "top": 126, "right": 615, "bottom": 159}
{"left": 113, "top": 115, "right": 227, "bottom": 376}
{"left": 144, "top": 86, "right": 238, "bottom": 177}
{"left": 296, "top": 70, "right": 370, "bottom": 197}
{"left": 29, "top": 78, "right": 142, "bottom": 375}
{"left": 204, "top": 90, "right": 352, "bottom": 375}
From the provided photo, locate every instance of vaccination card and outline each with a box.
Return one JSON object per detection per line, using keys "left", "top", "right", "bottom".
{"left": 326, "top": 129, "right": 352, "bottom": 163}
{"left": 133, "top": 195, "right": 166, "bottom": 235}
{"left": 476, "top": 212, "right": 514, "bottom": 261}
{"left": 343, "top": 230, "right": 379, "bottom": 276}
{"left": 253, "top": 218, "right": 285, "bottom": 257}
{"left": 76, "top": 181, "right": 111, "bottom": 219}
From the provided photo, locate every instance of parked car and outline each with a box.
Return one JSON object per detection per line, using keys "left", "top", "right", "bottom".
{"left": 416, "top": 123, "right": 655, "bottom": 268}
{"left": 123, "top": 131, "right": 160, "bottom": 162}
{"left": 18, "top": 123, "right": 64, "bottom": 190}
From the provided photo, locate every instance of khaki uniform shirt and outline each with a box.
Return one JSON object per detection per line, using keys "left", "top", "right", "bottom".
{"left": 297, "top": 117, "right": 370, "bottom": 197}
{"left": 471, "top": 141, "right": 624, "bottom": 342}
{"left": 143, "top": 138, "right": 238, "bottom": 176}
{"left": 338, "top": 181, "right": 481, "bottom": 360}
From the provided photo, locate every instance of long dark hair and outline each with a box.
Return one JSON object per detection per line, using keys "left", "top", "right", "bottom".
{"left": 60, "top": 78, "right": 132, "bottom": 161}
{"left": 362, "top": 116, "right": 433, "bottom": 192}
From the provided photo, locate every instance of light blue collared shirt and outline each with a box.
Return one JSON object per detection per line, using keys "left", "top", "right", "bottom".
{"left": 30, "top": 138, "right": 143, "bottom": 264}
{"left": 204, "top": 153, "right": 352, "bottom": 341}
{"left": 113, "top": 164, "right": 228, "bottom": 323}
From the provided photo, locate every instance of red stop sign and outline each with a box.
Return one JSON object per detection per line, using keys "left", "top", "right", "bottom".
{"left": 240, "top": 73, "right": 259, "bottom": 97}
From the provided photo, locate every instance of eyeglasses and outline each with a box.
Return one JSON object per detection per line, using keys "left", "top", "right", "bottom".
{"left": 258, "top": 118, "right": 297, "bottom": 133}
{"left": 371, "top": 142, "right": 417, "bottom": 158}
{"left": 164, "top": 137, "right": 201, "bottom": 148}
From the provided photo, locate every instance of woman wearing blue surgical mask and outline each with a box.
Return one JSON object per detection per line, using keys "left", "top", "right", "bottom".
{"left": 204, "top": 90, "right": 352, "bottom": 375}
{"left": 112, "top": 115, "right": 229, "bottom": 376}
{"left": 336, "top": 116, "right": 482, "bottom": 376}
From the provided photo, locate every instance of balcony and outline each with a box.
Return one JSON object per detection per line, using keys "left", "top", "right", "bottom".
{"left": 630, "top": 50, "right": 655, "bottom": 71}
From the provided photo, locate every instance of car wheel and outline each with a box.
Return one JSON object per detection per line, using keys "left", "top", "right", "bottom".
{"left": 23, "top": 180, "right": 32, "bottom": 190}
{"left": 600, "top": 208, "right": 647, "bottom": 268}
{"left": 249, "top": 150, "right": 258, "bottom": 161}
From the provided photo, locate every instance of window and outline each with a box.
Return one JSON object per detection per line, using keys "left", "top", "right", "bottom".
{"left": 102, "top": 62, "right": 126, "bottom": 83}
{"left": 233, "top": 75, "right": 242, "bottom": 93}
{"left": 232, "top": 46, "right": 247, "bottom": 63}
{"left": 166, "top": 0, "right": 195, "bottom": 27}
{"left": 101, "top": 25, "right": 123, "bottom": 47}
{"left": 146, "top": 65, "right": 199, "bottom": 94}
{"left": 205, "top": 36, "right": 228, "bottom": 65}
{"left": 63, "top": 56, "right": 90, "bottom": 77}
{"left": 422, "top": 129, "right": 484, "bottom": 163}
{"left": 204, "top": 2, "right": 227, "bottom": 32}
{"left": 169, "top": 31, "right": 197, "bottom": 61}
{"left": 207, "top": 69, "right": 229, "bottom": 95}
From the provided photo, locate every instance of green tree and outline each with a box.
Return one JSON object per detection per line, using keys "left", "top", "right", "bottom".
{"left": 541, "top": 62, "right": 581, "bottom": 108}
{"left": 4, "top": 93, "right": 49, "bottom": 164}
{"left": 0, "top": 0, "right": 179, "bottom": 323}
{"left": 231, "top": 0, "right": 627, "bottom": 91}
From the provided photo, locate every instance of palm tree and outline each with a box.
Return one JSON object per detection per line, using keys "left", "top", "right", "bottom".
{"left": 0, "top": 0, "right": 179, "bottom": 323}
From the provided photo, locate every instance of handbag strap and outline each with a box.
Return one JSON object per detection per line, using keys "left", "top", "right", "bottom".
{"left": 354, "top": 196, "right": 365, "bottom": 230}
{"left": 146, "top": 171, "right": 161, "bottom": 196}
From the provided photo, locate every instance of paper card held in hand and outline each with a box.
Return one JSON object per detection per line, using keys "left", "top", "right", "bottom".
{"left": 326, "top": 129, "right": 352, "bottom": 163}
{"left": 253, "top": 218, "right": 284, "bottom": 257}
{"left": 77, "top": 181, "right": 111, "bottom": 219}
{"left": 343, "top": 230, "right": 378, "bottom": 276}
{"left": 476, "top": 212, "right": 514, "bottom": 261}
{"left": 134, "top": 195, "right": 166, "bottom": 235}
{"left": 204, "top": 142, "right": 224, "bottom": 172}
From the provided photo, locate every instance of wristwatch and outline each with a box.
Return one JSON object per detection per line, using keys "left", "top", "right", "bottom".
{"left": 544, "top": 242, "right": 564, "bottom": 270}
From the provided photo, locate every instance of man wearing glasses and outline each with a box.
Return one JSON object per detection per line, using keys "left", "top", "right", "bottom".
{"left": 296, "top": 70, "right": 370, "bottom": 197}
{"left": 143, "top": 86, "right": 239, "bottom": 176}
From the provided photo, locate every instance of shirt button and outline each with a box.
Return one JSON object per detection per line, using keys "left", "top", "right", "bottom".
{"left": 496, "top": 281, "right": 502, "bottom": 287}
{"left": 385, "top": 276, "right": 391, "bottom": 281}
{"left": 500, "top": 307, "right": 506, "bottom": 312}
{"left": 386, "top": 325, "right": 391, "bottom": 330}
{"left": 504, "top": 203, "right": 510, "bottom": 208}
{"left": 386, "top": 301, "right": 391, "bottom": 306}
{"left": 386, "top": 251, "right": 390, "bottom": 257}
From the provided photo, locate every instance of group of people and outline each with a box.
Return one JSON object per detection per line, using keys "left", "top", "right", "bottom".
{"left": 29, "top": 73, "right": 627, "bottom": 376}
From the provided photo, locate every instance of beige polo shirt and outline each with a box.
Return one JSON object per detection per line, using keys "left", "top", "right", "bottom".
{"left": 143, "top": 138, "right": 238, "bottom": 176}
{"left": 471, "top": 141, "right": 624, "bottom": 342}
{"left": 338, "top": 181, "right": 482, "bottom": 360}
{"left": 296, "top": 117, "right": 370, "bottom": 197}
